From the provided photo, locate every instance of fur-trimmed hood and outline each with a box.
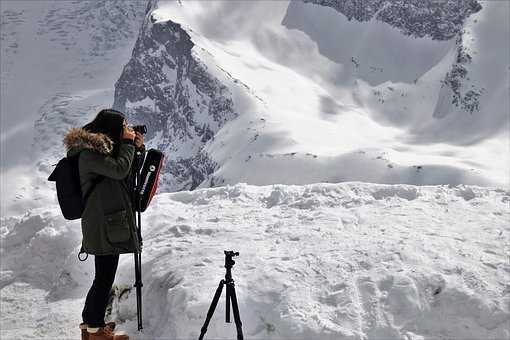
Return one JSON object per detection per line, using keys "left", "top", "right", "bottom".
{"left": 64, "top": 127, "right": 114, "bottom": 156}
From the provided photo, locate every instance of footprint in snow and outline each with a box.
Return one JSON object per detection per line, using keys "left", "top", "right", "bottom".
{"left": 168, "top": 224, "right": 192, "bottom": 237}
{"left": 195, "top": 228, "right": 216, "bottom": 236}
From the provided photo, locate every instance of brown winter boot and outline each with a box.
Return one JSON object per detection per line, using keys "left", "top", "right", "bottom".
{"left": 80, "top": 323, "right": 89, "bottom": 340}
{"left": 80, "top": 323, "right": 117, "bottom": 340}
{"left": 87, "top": 326, "right": 129, "bottom": 340}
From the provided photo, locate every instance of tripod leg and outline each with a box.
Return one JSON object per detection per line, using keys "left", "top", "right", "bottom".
{"left": 134, "top": 252, "right": 143, "bottom": 331}
{"left": 226, "top": 281, "right": 231, "bottom": 323}
{"left": 229, "top": 283, "right": 244, "bottom": 340}
{"left": 138, "top": 252, "right": 143, "bottom": 331}
{"left": 199, "top": 280, "right": 224, "bottom": 340}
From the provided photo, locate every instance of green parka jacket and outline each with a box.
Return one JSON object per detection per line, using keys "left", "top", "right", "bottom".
{"left": 63, "top": 127, "right": 145, "bottom": 255}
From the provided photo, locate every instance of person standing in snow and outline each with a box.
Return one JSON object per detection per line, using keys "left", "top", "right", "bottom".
{"left": 63, "top": 109, "right": 146, "bottom": 340}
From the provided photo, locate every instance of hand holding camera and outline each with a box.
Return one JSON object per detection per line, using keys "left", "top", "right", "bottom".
{"left": 123, "top": 125, "right": 136, "bottom": 141}
{"left": 134, "top": 131, "right": 144, "bottom": 149}
{"left": 123, "top": 124, "right": 146, "bottom": 149}
{"left": 132, "top": 125, "right": 146, "bottom": 148}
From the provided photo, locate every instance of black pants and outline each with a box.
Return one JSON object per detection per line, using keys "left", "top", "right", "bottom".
{"left": 82, "top": 254, "right": 119, "bottom": 327}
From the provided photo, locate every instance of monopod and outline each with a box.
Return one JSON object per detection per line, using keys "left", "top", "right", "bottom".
{"left": 132, "top": 148, "right": 144, "bottom": 331}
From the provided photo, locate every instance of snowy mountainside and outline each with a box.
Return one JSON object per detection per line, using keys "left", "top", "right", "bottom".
{"left": 28, "top": 0, "right": 147, "bottom": 156}
{"left": 11, "top": 0, "right": 507, "bottom": 212}
{"left": 1, "top": 183, "right": 509, "bottom": 339}
{"left": 283, "top": 0, "right": 508, "bottom": 142}
{"left": 36, "top": 0, "right": 147, "bottom": 58}
{"left": 33, "top": 90, "right": 120, "bottom": 174}
{"left": 1, "top": 0, "right": 146, "bottom": 115}
{"left": 132, "top": 0, "right": 508, "bottom": 191}
{"left": 1, "top": 0, "right": 147, "bottom": 215}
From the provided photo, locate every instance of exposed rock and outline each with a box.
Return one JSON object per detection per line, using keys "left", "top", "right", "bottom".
{"left": 302, "top": 0, "right": 482, "bottom": 40}
{"left": 113, "top": 6, "right": 237, "bottom": 191}
{"left": 440, "top": 34, "right": 484, "bottom": 115}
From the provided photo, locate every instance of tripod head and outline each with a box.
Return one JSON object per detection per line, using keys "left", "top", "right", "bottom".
{"left": 224, "top": 250, "right": 239, "bottom": 270}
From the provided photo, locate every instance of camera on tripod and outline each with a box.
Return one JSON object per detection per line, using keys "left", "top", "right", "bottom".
{"left": 199, "top": 250, "right": 244, "bottom": 340}
{"left": 224, "top": 250, "right": 239, "bottom": 268}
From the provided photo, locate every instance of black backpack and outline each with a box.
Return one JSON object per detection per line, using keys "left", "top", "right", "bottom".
{"left": 48, "top": 152, "right": 104, "bottom": 220}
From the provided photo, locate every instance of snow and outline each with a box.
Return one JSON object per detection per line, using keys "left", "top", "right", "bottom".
{"left": 283, "top": 1, "right": 456, "bottom": 86}
{"left": 149, "top": 0, "right": 509, "bottom": 189}
{"left": 1, "top": 0, "right": 145, "bottom": 215}
{"left": 1, "top": 1, "right": 509, "bottom": 339}
{"left": 2, "top": 182, "right": 509, "bottom": 339}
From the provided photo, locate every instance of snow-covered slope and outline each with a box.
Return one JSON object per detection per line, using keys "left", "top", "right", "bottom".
{"left": 8, "top": 0, "right": 507, "bottom": 211}
{"left": 1, "top": 183, "right": 509, "bottom": 339}
{"left": 109, "top": 0, "right": 508, "bottom": 193}
{"left": 1, "top": 0, "right": 147, "bottom": 215}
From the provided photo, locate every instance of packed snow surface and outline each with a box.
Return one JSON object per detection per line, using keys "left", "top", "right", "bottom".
{"left": 1, "top": 183, "right": 509, "bottom": 339}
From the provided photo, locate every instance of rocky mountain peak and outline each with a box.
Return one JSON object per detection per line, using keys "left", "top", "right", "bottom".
{"left": 113, "top": 10, "right": 238, "bottom": 191}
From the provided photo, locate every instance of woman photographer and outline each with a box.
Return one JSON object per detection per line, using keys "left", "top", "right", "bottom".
{"left": 63, "top": 109, "right": 145, "bottom": 340}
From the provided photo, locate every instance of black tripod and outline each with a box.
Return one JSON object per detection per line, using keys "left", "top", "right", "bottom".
{"left": 199, "top": 251, "right": 244, "bottom": 340}
{"left": 132, "top": 149, "right": 144, "bottom": 331}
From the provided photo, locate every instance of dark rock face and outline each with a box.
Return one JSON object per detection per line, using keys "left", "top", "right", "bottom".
{"left": 440, "top": 34, "right": 483, "bottom": 115}
{"left": 302, "top": 0, "right": 482, "bottom": 40}
{"left": 113, "top": 10, "right": 237, "bottom": 191}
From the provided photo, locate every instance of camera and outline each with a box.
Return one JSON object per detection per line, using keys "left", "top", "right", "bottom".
{"left": 132, "top": 125, "right": 147, "bottom": 135}
{"left": 224, "top": 250, "right": 239, "bottom": 257}
{"left": 224, "top": 250, "right": 239, "bottom": 268}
